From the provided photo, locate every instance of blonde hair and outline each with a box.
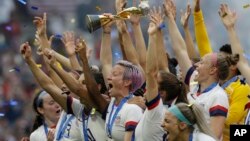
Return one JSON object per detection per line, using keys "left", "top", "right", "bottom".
{"left": 175, "top": 103, "right": 218, "bottom": 140}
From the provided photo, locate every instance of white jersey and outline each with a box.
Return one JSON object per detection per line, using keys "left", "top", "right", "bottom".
{"left": 30, "top": 125, "right": 54, "bottom": 141}
{"left": 105, "top": 97, "right": 143, "bottom": 141}
{"left": 185, "top": 67, "right": 229, "bottom": 123}
{"left": 54, "top": 97, "right": 82, "bottom": 141}
{"left": 135, "top": 94, "right": 167, "bottom": 141}
{"left": 69, "top": 97, "right": 106, "bottom": 141}
{"left": 192, "top": 129, "right": 216, "bottom": 141}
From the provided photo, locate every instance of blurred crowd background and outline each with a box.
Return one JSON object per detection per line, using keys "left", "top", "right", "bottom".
{"left": 0, "top": 0, "right": 249, "bottom": 140}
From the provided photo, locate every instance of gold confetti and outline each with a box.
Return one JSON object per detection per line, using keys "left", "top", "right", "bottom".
{"left": 243, "top": 4, "right": 250, "bottom": 9}
{"left": 95, "top": 6, "right": 102, "bottom": 11}
{"left": 36, "top": 64, "right": 42, "bottom": 68}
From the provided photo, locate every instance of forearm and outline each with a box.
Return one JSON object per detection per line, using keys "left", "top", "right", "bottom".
{"left": 100, "top": 32, "right": 112, "bottom": 86}
{"left": 69, "top": 55, "right": 82, "bottom": 71}
{"left": 132, "top": 23, "right": 147, "bottom": 72}
{"left": 43, "top": 56, "right": 64, "bottom": 88}
{"left": 121, "top": 30, "right": 140, "bottom": 65}
{"left": 226, "top": 27, "right": 250, "bottom": 83}
{"left": 227, "top": 27, "right": 247, "bottom": 63}
{"left": 167, "top": 18, "right": 192, "bottom": 77}
{"left": 210, "top": 116, "right": 225, "bottom": 139}
{"left": 194, "top": 10, "right": 212, "bottom": 57}
{"left": 54, "top": 51, "right": 72, "bottom": 70}
{"left": 117, "top": 20, "right": 140, "bottom": 65}
{"left": 145, "top": 35, "right": 158, "bottom": 102}
{"left": 124, "top": 131, "right": 133, "bottom": 141}
{"left": 26, "top": 58, "right": 67, "bottom": 110}
{"left": 50, "top": 63, "right": 83, "bottom": 95}
{"left": 79, "top": 51, "right": 109, "bottom": 113}
{"left": 184, "top": 27, "right": 198, "bottom": 59}
{"left": 156, "top": 31, "right": 169, "bottom": 72}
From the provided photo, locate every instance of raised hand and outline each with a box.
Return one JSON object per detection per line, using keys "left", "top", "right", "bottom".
{"left": 102, "top": 13, "right": 115, "bottom": 33}
{"left": 180, "top": 4, "right": 191, "bottom": 28}
{"left": 115, "top": 0, "right": 127, "bottom": 12}
{"left": 148, "top": 7, "right": 165, "bottom": 35}
{"left": 44, "top": 48, "right": 56, "bottom": 65}
{"left": 34, "top": 34, "right": 54, "bottom": 55}
{"left": 20, "top": 42, "right": 32, "bottom": 60}
{"left": 129, "top": 14, "right": 141, "bottom": 25}
{"left": 219, "top": 4, "right": 237, "bottom": 30}
{"left": 75, "top": 38, "right": 87, "bottom": 54}
{"left": 62, "top": 31, "right": 76, "bottom": 56}
{"left": 33, "top": 13, "right": 47, "bottom": 38}
{"left": 163, "top": 0, "right": 176, "bottom": 20}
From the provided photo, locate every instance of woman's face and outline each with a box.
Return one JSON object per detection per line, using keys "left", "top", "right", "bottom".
{"left": 161, "top": 111, "right": 181, "bottom": 141}
{"left": 194, "top": 54, "right": 215, "bottom": 83}
{"left": 38, "top": 94, "right": 61, "bottom": 123}
{"left": 107, "top": 65, "right": 127, "bottom": 97}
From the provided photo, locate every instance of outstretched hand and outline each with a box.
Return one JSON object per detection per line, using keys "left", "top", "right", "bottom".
{"left": 102, "top": 13, "right": 115, "bottom": 33}
{"left": 180, "top": 4, "right": 191, "bottom": 28}
{"left": 62, "top": 31, "right": 76, "bottom": 56}
{"left": 20, "top": 42, "right": 32, "bottom": 60}
{"left": 218, "top": 4, "right": 237, "bottom": 30}
{"left": 35, "top": 35, "right": 54, "bottom": 55}
{"left": 163, "top": 0, "right": 176, "bottom": 20}
{"left": 115, "top": 0, "right": 127, "bottom": 12}
{"left": 148, "top": 7, "right": 165, "bottom": 35}
{"left": 33, "top": 13, "right": 47, "bottom": 38}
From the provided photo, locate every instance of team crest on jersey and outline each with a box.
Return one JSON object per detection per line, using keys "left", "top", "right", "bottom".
{"left": 115, "top": 115, "right": 121, "bottom": 124}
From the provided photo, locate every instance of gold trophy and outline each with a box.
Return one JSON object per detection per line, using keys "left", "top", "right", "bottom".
{"left": 86, "top": 6, "right": 148, "bottom": 33}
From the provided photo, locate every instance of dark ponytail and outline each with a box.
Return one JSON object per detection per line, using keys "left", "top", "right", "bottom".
{"left": 158, "top": 71, "right": 188, "bottom": 104}
{"left": 32, "top": 115, "right": 44, "bottom": 132}
{"left": 32, "top": 90, "right": 46, "bottom": 131}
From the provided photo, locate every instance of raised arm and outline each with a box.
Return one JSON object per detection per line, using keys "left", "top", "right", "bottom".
{"left": 193, "top": 0, "right": 212, "bottom": 57}
{"left": 180, "top": 3, "right": 198, "bottom": 59}
{"left": 76, "top": 39, "right": 109, "bottom": 113}
{"left": 219, "top": 4, "right": 250, "bottom": 84}
{"left": 144, "top": 9, "right": 160, "bottom": 102}
{"left": 153, "top": 7, "right": 169, "bottom": 72}
{"left": 129, "top": 14, "right": 147, "bottom": 72}
{"left": 62, "top": 31, "right": 82, "bottom": 71}
{"left": 34, "top": 30, "right": 64, "bottom": 88}
{"left": 100, "top": 14, "right": 114, "bottom": 87}
{"left": 44, "top": 50, "right": 90, "bottom": 103}
{"left": 53, "top": 51, "right": 71, "bottom": 69}
{"left": 115, "top": 0, "right": 144, "bottom": 76}
{"left": 20, "top": 42, "right": 67, "bottom": 111}
{"left": 163, "top": 0, "right": 192, "bottom": 79}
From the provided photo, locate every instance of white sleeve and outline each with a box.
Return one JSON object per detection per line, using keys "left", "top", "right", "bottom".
{"left": 124, "top": 104, "right": 143, "bottom": 131}
{"left": 67, "top": 96, "right": 85, "bottom": 120}
{"left": 209, "top": 88, "right": 229, "bottom": 117}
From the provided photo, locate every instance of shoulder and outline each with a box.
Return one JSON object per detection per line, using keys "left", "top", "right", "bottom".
{"left": 194, "top": 131, "right": 216, "bottom": 141}
{"left": 125, "top": 103, "right": 143, "bottom": 111}
{"left": 212, "top": 85, "right": 227, "bottom": 96}
{"left": 30, "top": 126, "right": 44, "bottom": 140}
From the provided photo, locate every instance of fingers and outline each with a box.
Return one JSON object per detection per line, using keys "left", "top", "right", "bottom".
{"left": 20, "top": 42, "right": 30, "bottom": 54}
{"left": 43, "top": 13, "right": 47, "bottom": 24}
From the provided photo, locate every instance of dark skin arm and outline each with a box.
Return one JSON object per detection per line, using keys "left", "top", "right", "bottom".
{"left": 76, "top": 39, "right": 109, "bottom": 113}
